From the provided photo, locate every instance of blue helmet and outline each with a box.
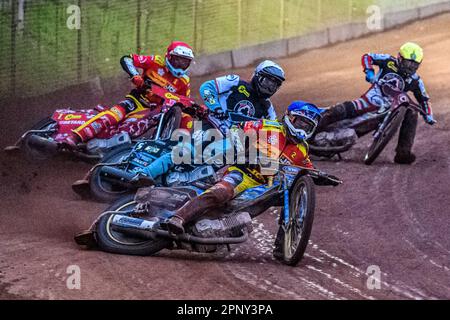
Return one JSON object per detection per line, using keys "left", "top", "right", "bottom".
{"left": 283, "top": 101, "right": 322, "bottom": 142}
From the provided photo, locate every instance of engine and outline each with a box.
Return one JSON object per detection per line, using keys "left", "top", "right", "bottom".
{"left": 191, "top": 212, "right": 253, "bottom": 253}
{"left": 165, "top": 165, "right": 217, "bottom": 187}
{"left": 86, "top": 132, "right": 131, "bottom": 155}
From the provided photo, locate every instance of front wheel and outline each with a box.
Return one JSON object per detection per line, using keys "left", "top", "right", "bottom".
{"left": 364, "top": 107, "right": 406, "bottom": 165}
{"left": 280, "top": 175, "right": 316, "bottom": 266}
{"left": 151, "top": 105, "right": 182, "bottom": 140}
{"left": 95, "top": 194, "right": 172, "bottom": 256}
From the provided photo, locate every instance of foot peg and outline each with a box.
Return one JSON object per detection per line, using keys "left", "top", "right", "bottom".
{"left": 4, "top": 145, "right": 20, "bottom": 152}
{"left": 72, "top": 179, "right": 91, "bottom": 198}
{"left": 74, "top": 230, "right": 97, "bottom": 248}
{"left": 166, "top": 216, "right": 185, "bottom": 235}
{"left": 130, "top": 174, "right": 155, "bottom": 188}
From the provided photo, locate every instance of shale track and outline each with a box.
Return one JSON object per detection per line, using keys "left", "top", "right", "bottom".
{"left": 0, "top": 13, "right": 449, "bottom": 300}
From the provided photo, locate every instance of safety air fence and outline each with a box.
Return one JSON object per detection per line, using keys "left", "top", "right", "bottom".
{"left": 1, "top": 0, "right": 450, "bottom": 98}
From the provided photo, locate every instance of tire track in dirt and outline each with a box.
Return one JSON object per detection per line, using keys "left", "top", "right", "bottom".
{"left": 223, "top": 215, "right": 432, "bottom": 300}
{"left": 1, "top": 13, "right": 450, "bottom": 300}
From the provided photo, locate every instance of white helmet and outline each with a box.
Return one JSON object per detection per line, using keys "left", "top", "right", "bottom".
{"left": 252, "top": 60, "right": 286, "bottom": 98}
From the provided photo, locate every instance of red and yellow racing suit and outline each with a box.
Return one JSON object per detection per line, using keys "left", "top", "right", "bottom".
{"left": 172, "top": 119, "right": 314, "bottom": 225}
{"left": 224, "top": 119, "right": 314, "bottom": 195}
{"left": 72, "top": 54, "right": 193, "bottom": 142}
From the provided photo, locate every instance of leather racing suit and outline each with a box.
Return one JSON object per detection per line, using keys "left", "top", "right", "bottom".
{"left": 167, "top": 119, "right": 314, "bottom": 234}
{"left": 317, "top": 53, "right": 432, "bottom": 159}
{"left": 200, "top": 74, "right": 278, "bottom": 120}
{"left": 71, "top": 54, "right": 193, "bottom": 143}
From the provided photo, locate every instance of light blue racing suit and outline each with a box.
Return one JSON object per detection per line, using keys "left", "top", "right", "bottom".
{"left": 141, "top": 74, "right": 278, "bottom": 180}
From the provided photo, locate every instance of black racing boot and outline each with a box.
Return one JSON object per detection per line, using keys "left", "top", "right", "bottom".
{"left": 395, "top": 109, "right": 418, "bottom": 165}
{"left": 394, "top": 152, "right": 416, "bottom": 165}
{"left": 316, "top": 101, "right": 358, "bottom": 133}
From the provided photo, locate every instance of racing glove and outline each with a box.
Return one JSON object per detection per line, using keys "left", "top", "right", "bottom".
{"left": 365, "top": 69, "right": 376, "bottom": 84}
{"left": 194, "top": 104, "right": 209, "bottom": 119}
{"left": 183, "top": 103, "right": 209, "bottom": 119}
{"left": 131, "top": 75, "right": 145, "bottom": 88}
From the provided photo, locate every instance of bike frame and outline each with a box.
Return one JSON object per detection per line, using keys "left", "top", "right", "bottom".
{"left": 373, "top": 87, "right": 427, "bottom": 140}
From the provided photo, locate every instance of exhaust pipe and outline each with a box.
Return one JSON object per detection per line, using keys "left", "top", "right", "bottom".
{"left": 100, "top": 166, "right": 137, "bottom": 182}
{"left": 155, "top": 229, "right": 249, "bottom": 244}
{"left": 27, "top": 135, "right": 58, "bottom": 155}
{"left": 110, "top": 214, "right": 248, "bottom": 244}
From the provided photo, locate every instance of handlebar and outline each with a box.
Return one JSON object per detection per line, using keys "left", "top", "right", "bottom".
{"left": 403, "top": 100, "right": 436, "bottom": 124}
{"left": 262, "top": 160, "right": 343, "bottom": 186}
{"left": 308, "top": 170, "right": 343, "bottom": 186}
{"left": 407, "top": 101, "right": 427, "bottom": 116}
{"left": 143, "top": 78, "right": 154, "bottom": 89}
{"left": 377, "top": 82, "right": 435, "bottom": 124}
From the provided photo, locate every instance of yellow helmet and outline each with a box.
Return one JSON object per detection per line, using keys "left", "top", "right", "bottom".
{"left": 399, "top": 42, "right": 424, "bottom": 63}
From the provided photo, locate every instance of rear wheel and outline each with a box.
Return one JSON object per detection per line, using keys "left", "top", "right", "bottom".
{"left": 22, "top": 117, "right": 57, "bottom": 161}
{"left": 364, "top": 107, "right": 406, "bottom": 165}
{"left": 89, "top": 144, "right": 135, "bottom": 202}
{"left": 280, "top": 175, "right": 315, "bottom": 266}
{"left": 95, "top": 194, "right": 172, "bottom": 256}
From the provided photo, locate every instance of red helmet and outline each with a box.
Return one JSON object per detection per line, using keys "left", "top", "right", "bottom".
{"left": 165, "top": 41, "right": 195, "bottom": 78}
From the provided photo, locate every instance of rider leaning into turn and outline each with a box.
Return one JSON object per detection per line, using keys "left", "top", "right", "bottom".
{"left": 200, "top": 60, "right": 285, "bottom": 120}
{"left": 165, "top": 102, "right": 321, "bottom": 259}
{"left": 316, "top": 42, "right": 435, "bottom": 164}
{"left": 62, "top": 41, "right": 195, "bottom": 147}
{"left": 136, "top": 60, "right": 286, "bottom": 181}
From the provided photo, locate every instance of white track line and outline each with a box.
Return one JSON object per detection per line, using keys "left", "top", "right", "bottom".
{"left": 394, "top": 166, "right": 450, "bottom": 256}
{"left": 224, "top": 218, "right": 343, "bottom": 299}
{"left": 311, "top": 241, "right": 427, "bottom": 300}
{"left": 305, "top": 265, "right": 375, "bottom": 300}
{"left": 237, "top": 219, "right": 366, "bottom": 300}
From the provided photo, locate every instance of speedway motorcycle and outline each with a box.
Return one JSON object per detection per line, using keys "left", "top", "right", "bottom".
{"left": 309, "top": 81, "right": 435, "bottom": 164}
{"left": 73, "top": 112, "right": 258, "bottom": 203}
{"left": 4, "top": 82, "right": 197, "bottom": 162}
{"left": 75, "top": 163, "right": 341, "bottom": 266}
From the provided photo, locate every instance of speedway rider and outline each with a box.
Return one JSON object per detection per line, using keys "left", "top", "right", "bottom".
{"left": 136, "top": 60, "right": 286, "bottom": 181}
{"left": 164, "top": 101, "right": 321, "bottom": 259}
{"left": 62, "top": 41, "right": 195, "bottom": 147}
{"left": 316, "top": 42, "right": 435, "bottom": 164}
{"left": 200, "top": 60, "right": 285, "bottom": 121}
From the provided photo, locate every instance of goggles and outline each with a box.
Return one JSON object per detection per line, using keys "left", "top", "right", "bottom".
{"left": 258, "top": 75, "right": 282, "bottom": 95}
{"left": 400, "top": 58, "right": 420, "bottom": 75}
{"left": 169, "top": 54, "right": 192, "bottom": 70}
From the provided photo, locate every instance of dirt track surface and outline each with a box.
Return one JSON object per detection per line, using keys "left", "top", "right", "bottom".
{"left": 1, "top": 14, "right": 449, "bottom": 300}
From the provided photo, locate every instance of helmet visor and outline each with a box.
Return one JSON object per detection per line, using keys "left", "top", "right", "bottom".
{"left": 400, "top": 58, "right": 420, "bottom": 75}
{"left": 291, "top": 114, "right": 316, "bottom": 134}
{"left": 169, "top": 54, "right": 192, "bottom": 70}
{"left": 257, "top": 75, "right": 282, "bottom": 96}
